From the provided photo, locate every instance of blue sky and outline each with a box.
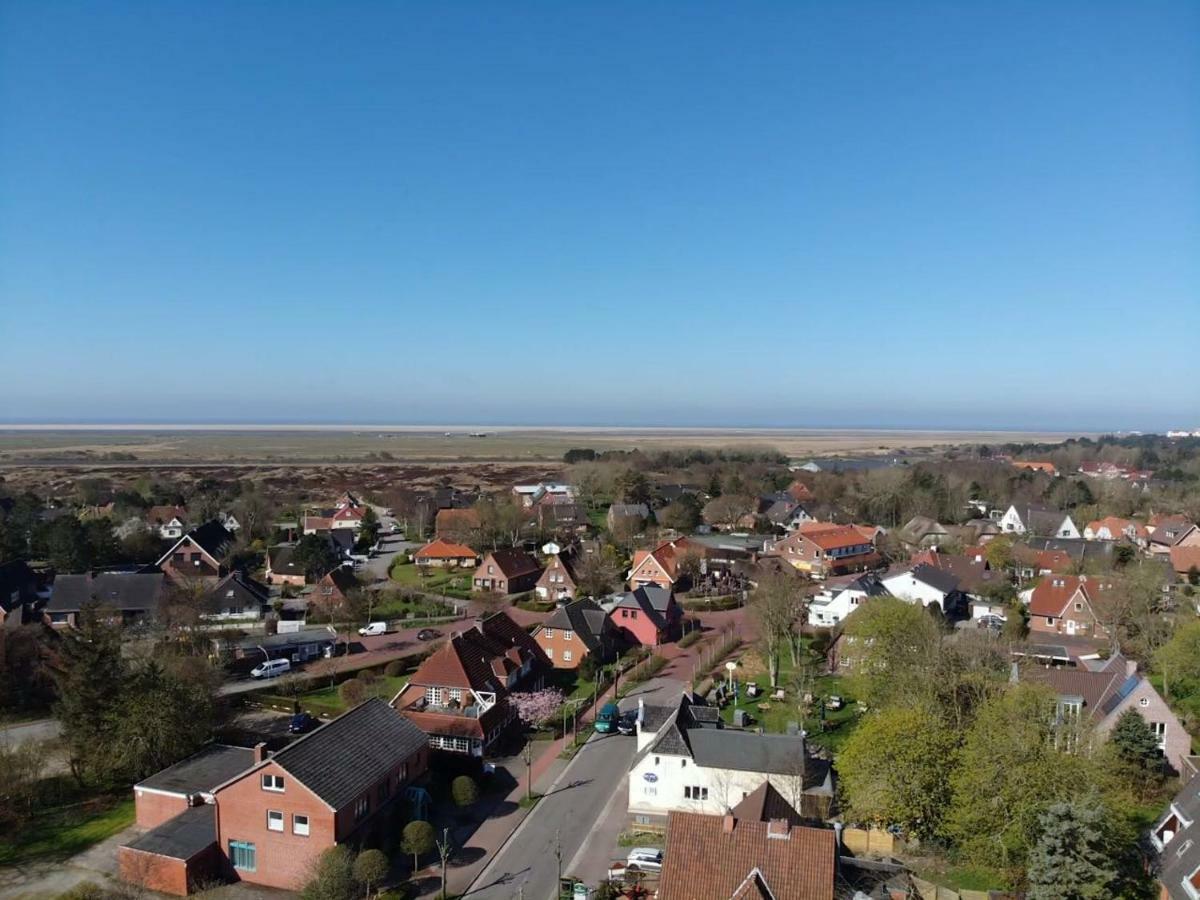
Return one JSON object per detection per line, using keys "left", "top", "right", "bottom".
{"left": 1, "top": 2, "right": 1197, "bottom": 430}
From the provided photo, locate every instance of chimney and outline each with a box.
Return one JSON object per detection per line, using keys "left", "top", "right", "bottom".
{"left": 766, "top": 818, "right": 791, "bottom": 840}
{"left": 1125, "top": 658, "right": 1138, "bottom": 678}
{"left": 474, "top": 616, "right": 486, "bottom": 633}
{"left": 253, "top": 742, "right": 268, "bottom": 764}
{"left": 722, "top": 814, "right": 735, "bottom": 834}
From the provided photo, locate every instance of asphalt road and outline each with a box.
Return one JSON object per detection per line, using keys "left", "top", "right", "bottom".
{"left": 467, "top": 730, "right": 638, "bottom": 900}
{"left": 0, "top": 717, "right": 62, "bottom": 746}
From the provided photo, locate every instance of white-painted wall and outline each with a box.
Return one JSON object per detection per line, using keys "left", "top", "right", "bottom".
{"left": 880, "top": 572, "right": 948, "bottom": 611}
{"left": 627, "top": 750, "right": 808, "bottom": 819}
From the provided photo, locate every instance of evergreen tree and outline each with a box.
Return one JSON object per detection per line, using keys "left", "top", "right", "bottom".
{"left": 1026, "top": 797, "right": 1118, "bottom": 900}
{"left": 1109, "top": 708, "right": 1161, "bottom": 768}
{"left": 54, "top": 610, "right": 127, "bottom": 785}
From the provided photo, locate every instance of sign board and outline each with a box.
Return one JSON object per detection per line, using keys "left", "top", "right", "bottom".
{"left": 643, "top": 772, "right": 658, "bottom": 783}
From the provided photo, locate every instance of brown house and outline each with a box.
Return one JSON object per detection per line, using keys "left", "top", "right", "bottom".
{"left": 535, "top": 598, "right": 619, "bottom": 668}
{"left": 157, "top": 522, "right": 235, "bottom": 585}
{"left": 413, "top": 539, "right": 479, "bottom": 568}
{"left": 656, "top": 810, "right": 836, "bottom": 900}
{"left": 1028, "top": 574, "right": 1112, "bottom": 638}
{"left": 535, "top": 552, "right": 579, "bottom": 602}
{"left": 312, "top": 569, "right": 358, "bottom": 616}
{"left": 392, "top": 612, "right": 549, "bottom": 757}
{"left": 771, "top": 523, "right": 880, "bottom": 579}
{"left": 264, "top": 545, "right": 307, "bottom": 587}
{"left": 472, "top": 548, "right": 541, "bottom": 594}
{"left": 120, "top": 700, "right": 428, "bottom": 895}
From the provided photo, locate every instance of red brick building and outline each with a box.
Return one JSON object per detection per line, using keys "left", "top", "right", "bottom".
{"left": 120, "top": 700, "right": 428, "bottom": 895}
{"left": 392, "top": 612, "right": 549, "bottom": 757}
{"left": 472, "top": 548, "right": 541, "bottom": 594}
{"left": 1028, "top": 574, "right": 1112, "bottom": 638}
{"left": 610, "top": 585, "right": 680, "bottom": 648}
{"left": 156, "top": 521, "right": 235, "bottom": 585}
{"left": 771, "top": 523, "right": 879, "bottom": 579}
{"left": 535, "top": 598, "right": 619, "bottom": 668}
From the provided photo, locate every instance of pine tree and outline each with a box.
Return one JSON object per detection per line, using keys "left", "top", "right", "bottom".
{"left": 1109, "top": 708, "right": 1161, "bottom": 768}
{"left": 1026, "top": 797, "right": 1117, "bottom": 900}
{"left": 54, "top": 609, "right": 127, "bottom": 785}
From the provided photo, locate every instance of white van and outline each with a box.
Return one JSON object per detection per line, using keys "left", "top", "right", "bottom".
{"left": 358, "top": 621, "right": 387, "bottom": 637}
{"left": 250, "top": 658, "right": 291, "bottom": 679}
{"left": 626, "top": 848, "right": 663, "bottom": 872}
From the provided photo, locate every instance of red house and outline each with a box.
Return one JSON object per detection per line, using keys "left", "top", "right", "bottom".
{"left": 120, "top": 700, "right": 428, "bottom": 894}
{"left": 610, "top": 585, "right": 680, "bottom": 647}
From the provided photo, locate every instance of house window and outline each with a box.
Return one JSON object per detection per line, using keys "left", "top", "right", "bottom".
{"left": 564, "top": 630, "right": 573, "bottom": 641}
{"left": 378, "top": 780, "right": 392, "bottom": 803}
{"left": 543, "top": 627, "right": 554, "bottom": 639}
{"left": 293, "top": 814, "right": 310, "bottom": 836}
{"left": 267, "top": 810, "right": 284, "bottom": 832}
{"left": 631, "top": 610, "right": 638, "bottom": 619}
{"left": 448, "top": 688, "right": 462, "bottom": 703}
{"left": 229, "top": 840, "right": 256, "bottom": 872}
{"left": 684, "top": 786, "right": 709, "bottom": 800}
{"left": 1140, "top": 697, "right": 1150, "bottom": 708}
{"left": 1152, "top": 722, "right": 1167, "bottom": 749}
{"left": 427, "top": 687, "right": 443, "bottom": 706}
{"left": 644, "top": 786, "right": 657, "bottom": 796}
{"left": 261, "top": 774, "right": 284, "bottom": 792}
{"left": 1074, "top": 602, "right": 1083, "bottom": 611}
{"left": 355, "top": 797, "right": 369, "bottom": 821}
{"left": 563, "top": 650, "right": 573, "bottom": 662}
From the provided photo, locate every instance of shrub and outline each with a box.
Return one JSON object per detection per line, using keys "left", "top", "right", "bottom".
{"left": 353, "top": 848, "right": 390, "bottom": 897}
{"left": 678, "top": 629, "right": 702, "bottom": 649}
{"left": 451, "top": 775, "right": 479, "bottom": 807}
{"left": 338, "top": 678, "right": 366, "bottom": 706}
{"left": 300, "top": 846, "right": 357, "bottom": 900}
{"left": 384, "top": 660, "right": 405, "bottom": 678}
{"left": 400, "top": 820, "right": 435, "bottom": 871}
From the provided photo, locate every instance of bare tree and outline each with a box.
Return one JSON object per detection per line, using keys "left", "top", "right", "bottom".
{"left": 749, "top": 571, "right": 802, "bottom": 688}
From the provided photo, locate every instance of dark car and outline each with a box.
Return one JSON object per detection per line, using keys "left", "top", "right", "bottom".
{"left": 289, "top": 712, "right": 319, "bottom": 734}
{"left": 617, "top": 711, "right": 638, "bottom": 735}
{"left": 417, "top": 629, "right": 442, "bottom": 641}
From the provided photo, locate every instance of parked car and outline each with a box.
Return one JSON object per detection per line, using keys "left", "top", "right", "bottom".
{"left": 594, "top": 702, "right": 621, "bottom": 734}
{"left": 358, "top": 621, "right": 388, "bottom": 636}
{"left": 250, "top": 658, "right": 291, "bottom": 679}
{"left": 617, "top": 711, "right": 638, "bottom": 735}
{"left": 417, "top": 628, "right": 442, "bottom": 641}
{"left": 978, "top": 614, "right": 1006, "bottom": 630}
{"left": 627, "top": 848, "right": 663, "bottom": 872}
{"left": 289, "top": 712, "right": 319, "bottom": 734}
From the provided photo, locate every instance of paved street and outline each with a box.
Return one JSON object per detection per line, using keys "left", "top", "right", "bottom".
{"left": 0, "top": 717, "right": 61, "bottom": 747}
{"left": 466, "top": 730, "right": 638, "bottom": 900}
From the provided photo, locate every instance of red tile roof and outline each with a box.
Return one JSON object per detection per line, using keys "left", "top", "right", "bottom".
{"left": 1171, "top": 546, "right": 1200, "bottom": 577}
{"left": 436, "top": 508, "right": 481, "bottom": 534}
{"left": 800, "top": 524, "right": 872, "bottom": 552}
{"left": 657, "top": 812, "right": 835, "bottom": 900}
{"left": 1028, "top": 575, "right": 1113, "bottom": 618}
{"left": 414, "top": 539, "right": 478, "bottom": 560}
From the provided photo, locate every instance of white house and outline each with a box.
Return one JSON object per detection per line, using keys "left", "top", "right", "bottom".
{"left": 627, "top": 694, "right": 833, "bottom": 830}
{"left": 880, "top": 564, "right": 962, "bottom": 613}
{"left": 999, "top": 504, "right": 1080, "bottom": 539}
{"left": 806, "top": 572, "right": 889, "bottom": 628}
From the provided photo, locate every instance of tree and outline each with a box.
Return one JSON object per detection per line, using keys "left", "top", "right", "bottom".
{"left": 294, "top": 534, "right": 340, "bottom": 580}
{"left": 339, "top": 678, "right": 366, "bottom": 707}
{"left": 510, "top": 688, "right": 565, "bottom": 730}
{"left": 748, "top": 572, "right": 800, "bottom": 688}
{"left": 702, "top": 494, "right": 753, "bottom": 528}
{"left": 945, "top": 683, "right": 1089, "bottom": 874}
{"left": 55, "top": 611, "right": 127, "bottom": 785}
{"left": 1026, "top": 797, "right": 1121, "bottom": 900}
{"left": 451, "top": 775, "right": 479, "bottom": 807}
{"left": 658, "top": 499, "right": 700, "bottom": 532}
{"left": 401, "top": 820, "right": 435, "bottom": 872}
{"left": 575, "top": 545, "right": 621, "bottom": 597}
{"left": 1107, "top": 708, "right": 1164, "bottom": 796}
{"left": 841, "top": 597, "right": 941, "bottom": 710}
{"left": 352, "top": 848, "right": 389, "bottom": 899}
{"left": 356, "top": 507, "right": 380, "bottom": 552}
{"left": 984, "top": 536, "right": 1014, "bottom": 572}
{"left": 301, "top": 846, "right": 358, "bottom": 900}
{"left": 837, "top": 705, "right": 957, "bottom": 839}
{"left": 615, "top": 469, "right": 652, "bottom": 506}
{"left": 1155, "top": 618, "right": 1200, "bottom": 701}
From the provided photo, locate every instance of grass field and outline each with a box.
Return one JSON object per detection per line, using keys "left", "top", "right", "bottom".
{"left": 387, "top": 558, "right": 473, "bottom": 599}
{"left": 257, "top": 674, "right": 410, "bottom": 717}
{"left": 0, "top": 425, "right": 1088, "bottom": 466}
{"left": 0, "top": 796, "right": 134, "bottom": 867}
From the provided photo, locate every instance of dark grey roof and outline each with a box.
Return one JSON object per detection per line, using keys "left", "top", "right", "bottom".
{"left": 125, "top": 803, "right": 216, "bottom": 860}
{"left": 1025, "top": 537, "right": 1113, "bottom": 564}
{"left": 907, "top": 563, "right": 963, "bottom": 595}
{"left": 46, "top": 572, "right": 166, "bottom": 614}
{"left": 183, "top": 521, "right": 235, "bottom": 558}
{"left": 137, "top": 744, "right": 256, "bottom": 796}
{"left": 1155, "top": 773, "right": 1200, "bottom": 899}
{"left": 236, "top": 628, "right": 338, "bottom": 651}
{"left": 206, "top": 572, "right": 269, "bottom": 611}
{"left": 319, "top": 528, "right": 356, "bottom": 555}
{"left": 544, "top": 599, "right": 612, "bottom": 652}
{"left": 268, "top": 544, "right": 302, "bottom": 573}
{"left": 270, "top": 698, "right": 427, "bottom": 810}
{"left": 609, "top": 503, "right": 649, "bottom": 519}
{"left": 615, "top": 585, "right": 674, "bottom": 630}
{"left": 1022, "top": 505, "right": 1071, "bottom": 536}
{"left": 687, "top": 729, "right": 808, "bottom": 776}
{"left": 0, "top": 560, "right": 38, "bottom": 613}
{"left": 640, "top": 703, "right": 675, "bottom": 732}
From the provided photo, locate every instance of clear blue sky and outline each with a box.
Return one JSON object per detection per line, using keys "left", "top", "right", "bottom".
{"left": 2, "top": 2, "right": 1197, "bottom": 430}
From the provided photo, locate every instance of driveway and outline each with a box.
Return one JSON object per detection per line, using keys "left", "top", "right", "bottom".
{"left": 0, "top": 823, "right": 138, "bottom": 900}
{"left": 0, "top": 719, "right": 61, "bottom": 747}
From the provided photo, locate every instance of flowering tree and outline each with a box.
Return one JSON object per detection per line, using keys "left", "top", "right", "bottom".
{"left": 510, "top": 688, "right": 565, "bottom": 729}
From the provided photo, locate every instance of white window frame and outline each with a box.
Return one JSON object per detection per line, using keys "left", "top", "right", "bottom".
{"left": 261, "top": 774, "right": 284, "bottom": 792}
{"left": 267, "top": 810, "right": 284, "bottom": 832}
{"left": 293, "top": 814, "right": 310, "bottom": 836}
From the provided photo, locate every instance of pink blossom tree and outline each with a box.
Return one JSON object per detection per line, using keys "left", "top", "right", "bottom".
{"left": 510, "top": 688, "right": 565, "bottom": 730}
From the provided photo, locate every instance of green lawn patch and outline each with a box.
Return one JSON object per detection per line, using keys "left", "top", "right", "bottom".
{"left": 0, "top": 795, "right": 134, "bottom": 867}
{"left": 387, "top": 559, "right": 473, "bottom": 599}
{"left": 912, "top": 862, "right": 1006, "bottom": 892}
{"left": 259, "top": 674, "right": 409, "bottom": 717}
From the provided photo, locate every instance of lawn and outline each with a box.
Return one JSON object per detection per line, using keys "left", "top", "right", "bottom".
{"left": 0, "top": 796, "right": 134, "bottom": 867}
{"left": 911, "top": 862, "right": 1006, "bottom": 892}
{"left": 259, "top": 674, "right": 410, "bottom": 717}
{"left": 387, "top": 559, "right": 473, "bottom": 599}
{"left": 716, "top": 650, "right": 863, "bottom": 753}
